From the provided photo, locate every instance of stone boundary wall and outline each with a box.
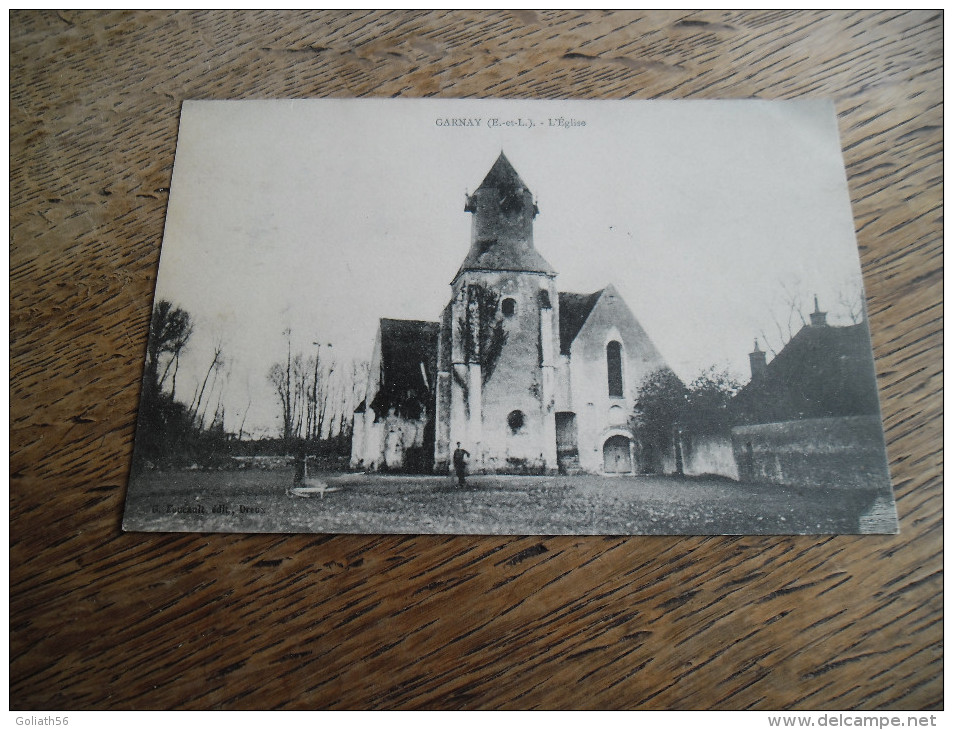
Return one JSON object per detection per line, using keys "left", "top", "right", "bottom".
{"left": 731, "top": 415, "right": 891, "bottom": 490}
{"left": 681, "top": 432, "right": 739, "bottom": 480}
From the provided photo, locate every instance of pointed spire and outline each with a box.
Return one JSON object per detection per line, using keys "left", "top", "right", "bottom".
{"left": 454, "top": 154, "right": 554, "bottom": 281}
{"left": 474, "top": 151, "right": 528, "bottom": 194}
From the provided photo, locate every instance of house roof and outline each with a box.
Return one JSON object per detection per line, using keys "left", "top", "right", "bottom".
{"left": 558, "top": 290, "right": 604, "bottom": 355}
{"left": 732, "top": 321, "right": 881, "bottom": 424}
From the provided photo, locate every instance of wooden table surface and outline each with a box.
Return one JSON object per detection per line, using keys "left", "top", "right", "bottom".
{"left": 10, "top": 10, "right": 942, "bottom": 710}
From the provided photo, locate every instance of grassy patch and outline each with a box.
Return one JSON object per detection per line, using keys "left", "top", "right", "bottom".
{"left": 123, "top": 469, "right": 894, "bottom": 535}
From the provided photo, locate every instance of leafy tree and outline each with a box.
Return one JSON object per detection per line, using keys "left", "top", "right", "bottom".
{"left": 633, "top": 368, "right": 687, "bottom": 433}
{"left": 631, "top": 368, "right": 687, "bottom": 472}
{"left": 135, "top": 299, "right": 197, "bottom": 467}
{"left": 632, "top": 366, "right": 741, "bottom": 474}
{"left": 144, "top": 299, "right": 193, "bottom": 398}
{"left": 684, "top": 366, "right": 741, "bottom": 434}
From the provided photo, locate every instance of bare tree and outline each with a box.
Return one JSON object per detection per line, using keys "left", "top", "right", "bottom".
{"left": 167, "top": 351, "right": 181, "bottom": 401}
{"left": 267, "top": 329, "right": 294, "bottom": 440}
{"left": 758, "top": 275, "right": 868, "bottom": 357}
{"left": 350, "top": 359, "right": 370, "bottom": 407}
{"left": 758, "top": 280, "right": 809, "bottom": 357}
{"left": 316, "top": 355, "right": 336, "bottom": 440}
{"left": 268, "top": 364, "right": 292, "bottom": 442}
{"left": 237, "top": 398, "right": 252, "bottom": 442}
{"left": 333, "top": 358, "right": 369, "bottom": 444}
{"left": 269, "top": 334, "right": 370, "bottom": 445}
{"left": 189, "top": 342, "right": 224, "bottom": 429}
{"left": 306, "top": 351, "right": 320, "bottom": 441}
{"left": 203, "top": 358, "right": 231, "bottom": 434}
{"left": 837, "top": 274, "right": 866, "bottom": 325}
{"left": 269, "top": 329, "right": 330, "bottom": 442}
{"left": 209, "top": 402, "right": 226, "bottom": 436}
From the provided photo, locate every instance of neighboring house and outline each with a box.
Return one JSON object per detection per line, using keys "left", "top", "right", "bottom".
{"left": 732, "top": 301, "right": 881, "bottom": 425}
{"left": 351, "top": 153, "right": 669, "bottom": 474}
{"left": 724, "top": 301, "right": 889, "bottom": 490}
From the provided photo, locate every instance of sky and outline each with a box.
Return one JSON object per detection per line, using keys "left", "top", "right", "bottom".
{"left": 153, "top": 98, "right": 867, "bottom": 437}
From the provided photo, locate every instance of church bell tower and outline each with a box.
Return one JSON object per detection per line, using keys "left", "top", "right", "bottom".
{"left": 434, "top": 153, "right": 560, "bottom": 474}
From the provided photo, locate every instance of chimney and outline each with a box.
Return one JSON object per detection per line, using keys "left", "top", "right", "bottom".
{"left": 810, "top": 295, "right": 828, "bottom": 327}
{"left": 749, "top": 338, "right": 767, "bottom": 381}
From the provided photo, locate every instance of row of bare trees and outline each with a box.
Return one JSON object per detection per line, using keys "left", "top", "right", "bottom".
{"left": 757, "top": 276, "right": 866, "bottom": 357}
{"left": 267, "top": 328, "right": 368, "bottom": 444}
{"left": 146, "top": 300, "right": 233, "bottom": 433}
{"left": 136, "top": 301, "right": 369, "bottom": 471}
{"left": 137, "top": 299, "right": 225, "bottom": 466}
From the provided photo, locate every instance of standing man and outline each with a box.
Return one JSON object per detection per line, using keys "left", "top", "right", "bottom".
{"left": 452, "top": 442, "right": 470, "bottom": 487}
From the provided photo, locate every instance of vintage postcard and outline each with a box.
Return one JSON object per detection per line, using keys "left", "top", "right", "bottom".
{"left": 123, "top": 99, "right": 898, "bottom": 535}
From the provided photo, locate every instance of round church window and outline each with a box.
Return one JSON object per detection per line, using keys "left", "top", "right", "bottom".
{"left": 507, "top": 410, "right": 525, "bottom": 433}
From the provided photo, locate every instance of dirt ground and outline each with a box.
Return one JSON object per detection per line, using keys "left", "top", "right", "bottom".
{"left": 122, "top": 468, "right": 897, "bottom": 535}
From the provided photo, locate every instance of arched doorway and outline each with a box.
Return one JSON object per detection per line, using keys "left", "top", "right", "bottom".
{"left": 603, "top": 435, "right": 632, "bottom": 474}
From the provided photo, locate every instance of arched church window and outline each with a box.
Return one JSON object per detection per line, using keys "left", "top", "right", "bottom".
{"left": 607, "top": 341, "right": 623, "bottom": 398}
{"left": 538, "top": 290, "right": 551, "bottom": 308}
{"left": 502, "top": 298, "right": 516, "bottom": 317}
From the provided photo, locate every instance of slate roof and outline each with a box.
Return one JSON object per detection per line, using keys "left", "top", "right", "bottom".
{"left": 558, "top": 290, "right": 604, "bottom": 355}
{"left": 732, "top": 321, "right": 881, "bottom": 424}
{"left": 370, "top": 319, "right": 440, "bottom": 420}
{"left": 473, "top": 152, "right": 528, "bottom": 195}
{"left": 380, "top": 318, "right": 439, "bottom": 384}
{"left": 455, "top": 242, "right": 556, "bottom": 279}
{"left": 455, "top": 153, "right": 556, "bottom": 280}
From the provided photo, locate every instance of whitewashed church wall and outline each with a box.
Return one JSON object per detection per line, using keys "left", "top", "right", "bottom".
{"left": 434, "top": 371, "right": 452, "bottom": 472}
{"left": 355, "top": 410, "right": 428, "bottom": 472}
{"left": 361, "top": 412, "right": 385, "bottom": 471}
{"left": 349, "top": 411, "right": 366, "bottom": 469}
{"left": 568, "top": 287, "right": 668, "bottom": 473}
{"left": 382, "top": 414, "right": 427, "bottom": 470}
{"left": 555, "top": 354, "right": 572, "bottom": 413}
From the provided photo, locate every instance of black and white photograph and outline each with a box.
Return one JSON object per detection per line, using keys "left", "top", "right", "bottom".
{"left": 123, "top": 98, "right": 898, "bottom": 535}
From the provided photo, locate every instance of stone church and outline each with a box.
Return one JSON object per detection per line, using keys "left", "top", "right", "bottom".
{"left": 350, "top": 153, "right": 669, "bottom": 475}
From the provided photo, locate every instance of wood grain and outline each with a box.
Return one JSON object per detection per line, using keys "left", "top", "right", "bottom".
{"left": 10, "top": 10, "right": 941, "bottom": 710}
